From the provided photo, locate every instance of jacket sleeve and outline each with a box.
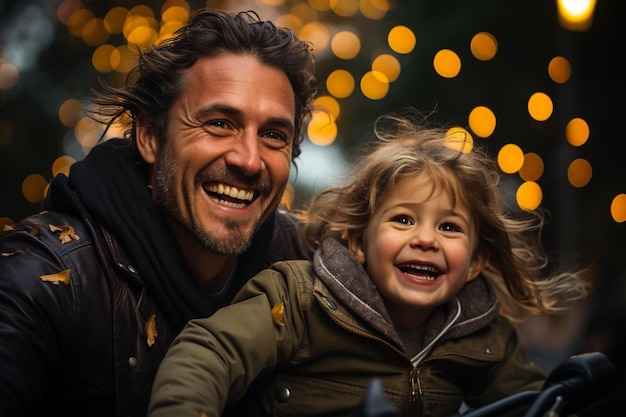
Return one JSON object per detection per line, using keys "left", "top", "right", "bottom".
{"left": 0, "top": 219, "right": 79, "bottom": 416}
{"left": 148, "top": 262, "right": 310, "bottom": 417}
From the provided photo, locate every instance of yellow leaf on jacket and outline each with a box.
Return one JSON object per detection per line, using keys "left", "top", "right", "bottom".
{"left": 145, "top": 314, "right": 158, "bottom": 347}
{"left": 271, "top": 302, "right": 285, "bottom": 327}
{"left": 30, "top": 223, "right": 42, "bottom": 236}
{"left": 1, "top": 250, "right": 21, "bottom": 257}
{"left": 40, "top": 269, "right": 70, "bottom": 285}
{"left": 49, "top": 224, "right": 80, "bottom": 244}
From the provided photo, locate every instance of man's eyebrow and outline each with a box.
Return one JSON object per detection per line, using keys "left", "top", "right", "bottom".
{"left": 195, "top": 103, "right": 242, "bottom": 119}
{"left": 265, "top": 116, "right": 295, "bottom": 133}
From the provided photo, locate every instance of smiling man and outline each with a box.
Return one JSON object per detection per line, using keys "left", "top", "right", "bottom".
{"left": 0, "top": 9, "right": 317, "bottom": 417}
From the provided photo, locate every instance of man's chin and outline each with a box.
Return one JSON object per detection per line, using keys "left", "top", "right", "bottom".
{"left": 195, "top": 228, "right": 254, "bottom": 256}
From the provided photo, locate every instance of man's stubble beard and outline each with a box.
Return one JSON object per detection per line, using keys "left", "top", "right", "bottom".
{"left": 153, "top": 146, "right": 281, "bottom": 256}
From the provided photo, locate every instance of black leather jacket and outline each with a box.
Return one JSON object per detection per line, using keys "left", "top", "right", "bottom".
{"left": 0, "top": 208, "right": 312, "bottom": 417}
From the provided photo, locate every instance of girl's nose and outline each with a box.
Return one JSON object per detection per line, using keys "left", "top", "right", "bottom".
{"left": 410, "top": 226, "right": 439, "bottom": 250}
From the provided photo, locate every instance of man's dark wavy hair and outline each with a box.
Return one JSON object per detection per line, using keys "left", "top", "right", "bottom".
{"left": 90, "top": 9, "right": 317, "bottom": 160}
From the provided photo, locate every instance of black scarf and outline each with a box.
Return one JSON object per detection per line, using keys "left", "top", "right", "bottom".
{"left": 44, "top": 139, "right": 275, "bottom": 333}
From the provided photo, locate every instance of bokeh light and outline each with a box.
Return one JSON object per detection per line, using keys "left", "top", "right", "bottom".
{"left": 433, "top": 49, "right": 461, "bottom": 78}
{"left": 74, "top": 117, "right": 103, "bottom": 152}
{"left": 548, "top": 56, "right": 572, "bottom": 84}
{"left": 360, "top": 71, "right": 389, "bottom": 100}
{"left": 309, "top": 0, "right": 331, "bottom": 12}
{"left": 92, "top": 44, "right": 116, "bottom": 73}
{"left": 299, "top": 21, "right": 330, "bottom": 53}
{"left": 517, "top": 181, "right": 543, "bottom": 210}
{"left": 326, "top": 69, "right": 355, "bottom": 98}
{"left": 330, "top": 0, "right": 360, "bottom": 17}
{"left": 568, "top": 158, "right": 592, "bottom": 187}
{"left": 565, "top": 117, "right": 590, "bottom": 146}
{"left": 498, "top": 143, "right": 524, "bottom": 174}
{"left": 388, "top": 25, "right": 415, "bottom": 54}
{"left": 519, "top": 152, "right": 544, "bottom": 182}
{"left": 528, "top": 92, "right": 553, "bottom": 121}
{"left": 331, "top": 31, "right": 361, "bottom": 60}
{"left": 468, "top": 106, "right": 496, "bottom": 138}
{"left": 57, "top": 0, "right": 83, "bottom": 25}
{"left": 360, "top": 0, "right": 390, "bottom": 19}
{"left": 470, "top": 32, "right": 498, "bottom": 61}
{"left": 103, "top": 6, "right": 128, "bottom": 34}
{"left": 52, "top": 155, "right": 76, "bottom": 177}
{"left": 67, "top": 9, "right": 95, "bottom": 38}
{"left": 82, "top": 18, "right": 110, "bottom": 46}
{"left": 444, "top": 127, "right": 473, "bottom": 153}
{"left": 307, "top": 109, "right": 338, "bottom": 146}
{"left": 314, "top": 95, "right": 341, "bottom": 121}
{"left": 111, "top": 45, "right": 138, "bottom": 73}
{"left": 161, "top": 5, "right": 189, "bottom": 24}
{"left": 371, "top": 54, "right": 400, "bottom": 82}
{"left": 58, "top": 99, "right": 84, "bottom": 128}
{"left": 22, "top": 174, "right": 48, "bottom": 204}
{"left": 610, "top": 193, "right": 626, "bottom": 223}
{"left": 557, "top": 0, "right": 597, "bottom": 31}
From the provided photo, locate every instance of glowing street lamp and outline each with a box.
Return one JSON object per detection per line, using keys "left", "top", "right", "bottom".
{"left": 556, "top": 0, "right": 597, "bottom": 31}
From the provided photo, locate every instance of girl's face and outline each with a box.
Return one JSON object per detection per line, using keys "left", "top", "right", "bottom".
{"left": 347, "top": 174, "right": 486, "bottom": 330}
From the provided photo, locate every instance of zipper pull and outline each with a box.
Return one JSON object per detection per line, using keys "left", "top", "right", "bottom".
{"left": 410, "top": 369, "right": 423, "bottom": 402}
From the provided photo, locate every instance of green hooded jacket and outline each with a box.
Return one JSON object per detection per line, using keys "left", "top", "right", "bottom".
{"left": 149, "top": 237, "right": 545, "bottom": 417}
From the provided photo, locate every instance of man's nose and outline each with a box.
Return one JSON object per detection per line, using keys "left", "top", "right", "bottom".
{"left": 224, "top": 131, "right": 263, "bottom": 175}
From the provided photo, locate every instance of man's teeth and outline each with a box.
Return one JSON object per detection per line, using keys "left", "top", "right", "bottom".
{"left": 207, "top": 184, "right": 254, "bottom": 201}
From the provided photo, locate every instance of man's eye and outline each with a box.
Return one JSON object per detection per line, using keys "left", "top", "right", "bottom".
{"left": 262, "top": 130, "right": 288, "bottom": 142}
{"left": 207, "top": 120, "right": 229, "bottom": 129}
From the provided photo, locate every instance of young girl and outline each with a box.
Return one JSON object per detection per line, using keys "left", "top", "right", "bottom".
{"left": 148, "top": 112, "right": 588, "bottom": 417}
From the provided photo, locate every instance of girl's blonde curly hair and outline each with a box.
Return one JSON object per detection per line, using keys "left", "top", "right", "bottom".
{"left": 298, "top": 110, "right": 589, "bottom": 321}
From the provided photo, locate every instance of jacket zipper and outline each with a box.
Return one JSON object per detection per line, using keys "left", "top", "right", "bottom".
{"left": 409, "top": 367, "right": 423, "bottom": 416}
{"left": 321, "top": 297, "right": 422, "bottom": 414}
{"left": 410, "top": 367, "right": 422, "bottom": 401}
{"left": 410, "top": 355, "right": 486, "bottom": 416}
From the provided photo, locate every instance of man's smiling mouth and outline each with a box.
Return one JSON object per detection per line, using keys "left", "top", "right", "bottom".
{"left": 204, "top": 183, "right": 255, "bottom": 208}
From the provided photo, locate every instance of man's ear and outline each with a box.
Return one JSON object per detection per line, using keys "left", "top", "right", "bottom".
{"left": 343, "top": 230, "right": 366, "bottom": 265}
{"left": 135, "top": 117, "right": 158, "bottom": 164}
{"left": 467, "top": 248, "right": 489, "bottom": 282}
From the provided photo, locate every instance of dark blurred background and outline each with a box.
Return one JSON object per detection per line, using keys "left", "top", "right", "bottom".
{"left": 1, "top": 0, "right": 624, "bottom": 405}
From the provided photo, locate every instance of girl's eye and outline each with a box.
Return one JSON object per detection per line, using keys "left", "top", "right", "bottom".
{"left": 440, "top": 222, "right": 462, "bottom": 233}
{"left": 391, "top": 215, "right": 413, "bottom": 225}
